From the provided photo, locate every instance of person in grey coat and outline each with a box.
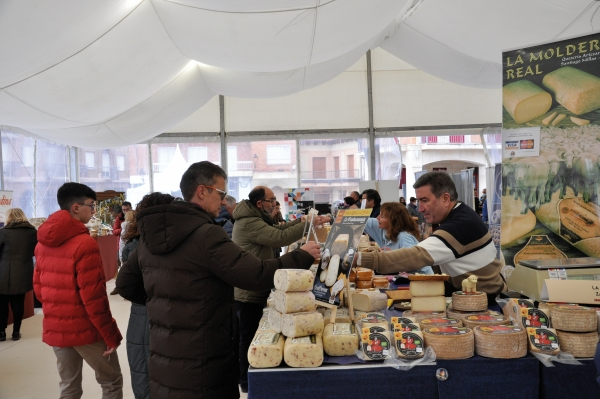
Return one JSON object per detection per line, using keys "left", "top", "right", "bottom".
{"left": 0, "top": 208, "right": 38, "bottom": 341}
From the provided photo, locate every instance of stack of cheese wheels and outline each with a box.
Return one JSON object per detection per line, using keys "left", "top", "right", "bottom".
{"left": 473, "top": 325, "right": 528, "bottom": 359}
{"left": 355, "top": 267, "right": 374, "bottom": 289}
{"left": 358, "top": 313, "right": 393, "bottom": 361}
{"left": 451, "top": 291, "right": 487, "bottom": 312}
{"left": 351, "top": 289, "right": 388, "bottom": 312}
{"left": 409, "top": 280, "right": 447, "bottom": 314}
{"left": 266, "top": 269, "right": 324, "bottom": 368}
{"left": 550, "top": 305, "right": 599, "bottom": 358}
{"left": 423, "top": 326, "right": 474, "bottom": 359}
{"left": 447, "top": 307, "right": 491, "bottom": 321}
{"left": 463, "top": 314, "right": 511, "bottom": 329}
{"left": 420, "top": 317, "right": 463, "bottom": 329}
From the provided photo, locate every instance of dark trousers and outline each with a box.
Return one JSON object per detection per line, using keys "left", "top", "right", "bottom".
{"left": 235, "top": 301, "right": 266, "bottom": 389}
{"left": 0, "top": 293, "right": 26, "bottom": 332}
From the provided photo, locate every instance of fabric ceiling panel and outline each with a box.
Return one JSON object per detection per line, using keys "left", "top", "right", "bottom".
{"left": 4, "top": 0, "right": 189, "bottom": 124}
{"left": 166, "top": 95, "right": 221, "bottom": 133}
{"left": 27, "top": 124, "right": 126, "bottom": 150}
{"left": 166, "top": 0, "right": 326, "bottom": 12}
{"left": 0, "top": 91, "right": 86, "bottom": 129}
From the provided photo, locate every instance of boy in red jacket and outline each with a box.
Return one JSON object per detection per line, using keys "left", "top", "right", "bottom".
{"left": 34, "top": 182, "right": 123, "bottom": 399}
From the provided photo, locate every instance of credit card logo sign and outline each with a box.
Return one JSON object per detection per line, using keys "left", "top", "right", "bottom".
{"left": 505, "top": 141, "right": 518, "bottom": 149}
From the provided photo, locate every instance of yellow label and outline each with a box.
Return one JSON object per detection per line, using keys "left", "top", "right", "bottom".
{"left": 514, "top": 235, "right": 567, "bottom": 266}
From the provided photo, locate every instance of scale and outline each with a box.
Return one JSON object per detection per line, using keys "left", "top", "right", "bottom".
{"left": 507, "top": 257, "right": 600, "bottom": 301}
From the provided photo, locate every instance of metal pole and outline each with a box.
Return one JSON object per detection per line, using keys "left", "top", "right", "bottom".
{"left": 480, "top": 129, "right": 492, "bottom": 167}
{"left": 74, "top": 147, "right": 80, "bottom": 183}
{"left": 33, "top": 140, "right": 37, "bottom": 217}
{"left": 148, "top": 143, "right": 154, "bottom": 192}
{"left": 219, "top": 95, "right": 227, "bottom": 173}
{"left": 66, "top": 146, "right": 72, "bottom": 182}
{"left": 366, "top": 50, "right": 376, "bottom": 181}
{"left": 0, "top": 128, "right": 4, "bottom": 190}
{"left": 296, "top": 138, "right": 301, "bottom": 187}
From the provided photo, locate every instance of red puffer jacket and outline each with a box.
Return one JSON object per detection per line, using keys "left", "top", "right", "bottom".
{"left": 33, "top": 210, "right": 122, "bottom": 348}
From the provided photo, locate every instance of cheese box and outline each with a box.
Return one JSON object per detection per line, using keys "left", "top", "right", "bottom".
{"left": 283, "top": 334, "right": 324, "bottom": 368}
{"left": 411, "top": 296, "right": 447, "bottom": 312}
{"left": 360, "top": 331, "right": 392, "bottom": 360}
{"left": 394, "top": 330, "right": 425, "bottom": 359}
{"left": 550, "top": 305, "right": 598, "bottom": 333}
{"left": 451, "top": 291, "right": 487, "bottom": 311}
{"left": 555, "top": 330, "right": 599, "bottom": 358}
{"left": 423, "top": 327, "right": 474, "bottom": 360}
{"left": 352, "top": 289, "right": 387, "bottom": 312}
{"left": 409, "top": 281, "right": 445, "bottom": 297}
{"left": 474, "top": 325, "right": 528, "bottom": 359}
{"left": 273, "top": 290, "right": 316, "bottom": 314}
{"left": 281, "top": 311, "right": 324, "bottom": 338}
{"left": 274, "top": 269, "right": 314, "bottom": 292}
{"left": 323, "top": 323, "right": 359, "bottom": 356}
{"left": 463, "top": 315, "right": 511, "bottom": 329}
{"left": 248, "top": 331, "right": 285, "bottom": 368}
{"left": 520, "top": 308, "right": 550, "bottom": 330}
{"left": 527, "top": 327, "right": 560, "bottom": 355}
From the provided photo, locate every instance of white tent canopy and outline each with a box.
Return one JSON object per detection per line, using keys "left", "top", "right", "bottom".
{"left": 1, "top": 0, "right": 599, "bottom": 148}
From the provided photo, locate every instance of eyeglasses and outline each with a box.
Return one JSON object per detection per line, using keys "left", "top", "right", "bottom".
{"left": 203, "top": 185, "right": 228, "bottom": 200}
{"left": 79, "top": 202, "right": 96, "bottom": 211}
{"left": 263, "top": 198, "right": 277, "bottom": 204}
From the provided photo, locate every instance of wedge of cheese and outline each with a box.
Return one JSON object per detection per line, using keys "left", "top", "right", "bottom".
{"left": 272, "top": 290, "right": 315, "bottom": 314}
{"left": 352, "top": 289, "right": 387, "bottom": 312}
{"left": 281, "top": 311, "right": 324, "bottom": 338}
{"left": 323, "top": 323, "right": 359, "bottom": 356}
{"left": 248, "top": 331, "right": 285, "bottom": 368}
{"left": 527, "top": 327, "right": 560, "bottom": 355}
{"left": 394, "top": 330, "right": 425, "bottom": 359}
{"left": 409, "top": 281, "right": 444, "bottom": 297}
{"left": 411, "top": 296, "right": 447, "bottom": 312}
{"left": 283, "top": 334, "right": 324, "bottom": 368}
{"left": 274, "top": 269, "right": 314, "bottom": 292}
{"left": 503, "top": 80, "right": 552, "bottom": 124}
{"left": 542, "top": 66, "right": 600, "bottom": 115}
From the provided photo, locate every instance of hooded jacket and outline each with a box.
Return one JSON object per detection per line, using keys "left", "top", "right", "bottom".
{"left": 214, "top": 206, "right": 233, "bottom": 238}
{"left": 232, "top": 199, "right": 306, "bottom": 303}
{"left": 0, "top": 221, "right": 38, "bottom": 295}
{"left": 132, "top": 201, "right": 314, "bottom": 398}
{"left": 33, "top": 210, "right": 122, "bottom": 348}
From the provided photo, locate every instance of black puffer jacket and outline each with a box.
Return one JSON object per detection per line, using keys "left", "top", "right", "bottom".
{"left": 132, "top": 201, "right": 314, "bottom": 399}
{"left": 0, "top": 221, "right": 38, "bottom": 295}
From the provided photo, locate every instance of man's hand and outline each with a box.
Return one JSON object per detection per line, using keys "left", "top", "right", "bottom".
{"left": 300, "top": 241, "right": 321, "bottom": 259}
{"left": 103, "top": 345, "right": 120, "bottom": 357}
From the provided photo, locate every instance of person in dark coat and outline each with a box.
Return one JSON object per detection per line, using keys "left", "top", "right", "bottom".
{"left": 214, "top": 205, "right": 234, "bottom": 238}
{"left": 0, "top": 208, "right": 38, "bottom": 341}
{"left": 117, "top": 193, "right": 174, "bottom": 399}
{"left": 117, "top": 161, "right": 320, "bottom": 398}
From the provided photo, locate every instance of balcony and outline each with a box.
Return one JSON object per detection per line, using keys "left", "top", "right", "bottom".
{"left": 419, "top": 135, "right": 472, "bottom": 144}
{"left": 300, "top": 169, "right": 360, "bottom": 184}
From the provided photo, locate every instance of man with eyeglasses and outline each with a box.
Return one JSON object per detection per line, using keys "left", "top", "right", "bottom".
{"left": 232, "top": 186, "right": 324, "bottom": 393}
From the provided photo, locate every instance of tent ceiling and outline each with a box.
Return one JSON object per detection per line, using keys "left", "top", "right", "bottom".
{"left": 1, "top": 0, "right": 598, "bottom": 148}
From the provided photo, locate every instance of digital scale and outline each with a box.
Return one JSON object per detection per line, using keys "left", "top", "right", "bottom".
{"left": 507, "top": 257, "right": 600, "bottom": 301}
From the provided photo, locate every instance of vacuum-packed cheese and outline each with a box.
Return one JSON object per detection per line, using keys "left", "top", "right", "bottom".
{"left": 550, "top": 305, "right": 597, "bottom": 332}
{"left": 273, "top": 290, "right": 315, "bottom": 314}
{"left": 352, "top": 290, "right": 387, "bottom": 312}
{"left": 323, "top": 323, "right": 359, "bottom": 356}
{"left": 360, "top": 331, "right": 392, "bottom": 360}
{"left": 281, "top": 311, "right": 324, "bottom": 338}
{"left": 555, "top": 330, "right": 599, "bottom": 358}
{"left": 411, "top": 296, "right": 447, "bottom": 312}
{"left": 463, "top": 314, "right": 510, "bottom": 329}
{"left": 420, "top": 317, "right": 462, "bottom": 329}
{"left": 283, "top": 334, "right": 324, "bottom": 368}
{"left": 248, "top": 331, "right": 285, "bottom": 368}
{"left": 503, "top": 80, "right": 552, "bottom": 123}
{"left": 360, "top": 313, "right": 388, "bottom": 333}
{"left": 474, "top": 325, "right": 528, "bottom": 359}
{"left": 451, "top": 291, "right": 487, "bottom": 311}
{"left": 520, "top": 308, "right": 550, "bottom": 330}
{"left": 409, "top": 281, "right": 445, "bottom": 297}
{"left": 542, "top": 66, "right": 600, "bottom": 115}
{"left": 274, "top": 269, "right": 314, "bottom": 292}
{"left": 391, "top": 316, "right": 419, "bottom": 332}
{"left": 267, "top": 309, "right": 282, "bottom": 333}
{"left": 527, "top": 327, "right": 560, "bottom": 355}
{"left": 402, "top": 310, "right": 446, "bottom": 322}
{"left": 423, "top": 327, "right": 474, "bottom": 360}
{"left": 394, "top": 330, "right": 425, "bottom": 359}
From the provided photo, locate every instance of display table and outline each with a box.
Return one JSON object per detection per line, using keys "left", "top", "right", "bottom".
{"left": 6, "top": 290, "right": 34, "bottom": 325}
{"left": 95, "top": 235, "right": 119, "bottom": 281}
{"left": 248, "top": 355, "right": 599, "bottom": 399}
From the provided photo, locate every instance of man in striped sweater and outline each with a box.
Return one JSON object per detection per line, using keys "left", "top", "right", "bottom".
{"left": 358, "top": 172, "right": 506, "bottom": 300}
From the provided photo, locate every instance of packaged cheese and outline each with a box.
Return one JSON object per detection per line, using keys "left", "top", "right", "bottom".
{"left": 451, "top": 291, "right": 487, "bottom": 311}
{"left": 274, "top": 269, "right": 314, "bottom": 292}
{"left": 283, "top": 334, "right": 324, "bottom": 368}
{"left": 352, "top": 289, "right": 387, "bottom": 312}
{"left": 257, "top": 317, "right": 273, "bottom": 333}
{"left": 356, "top": 279, "right": 373, "bottom": 289}
{"left": 411, "top": 296, "right": 447, "bottom": 312}
{"left": 323, "top": 323, "right": 359, "bottom": 356}
{"left": 502, "top": 298, "right": 535, "bottom": 322}
{"left": 423, "top": 327, "right": 474, "bottom": 360}
{"left": 420, "top": 317, "right": 462, "bottom": 329}
{"left": 555, "top": 330, "right": 599, "bottom": 358}
{"left": 391, "top": 316, "right": 417, "bottom": 325}
{"left": 402, "top": 310, "right": 446, "bottom": 322}
{"left": 463, "top": 314, "right": 511, "bottom": 329}
{"left": 527, "top": 327, "right": 560, "bottom": 355}
{"left": 550, "top": 305, "right": 598, "bottom": 332}
{"left": 360, "top": 331, "right": 392, "bottom": 360}
{"left": 542, "top": 66, "right": 600, "bottom": 115}
{"left": 392, "top": 322, "right": 420, "bottom": 332}
{"left": 474, "top": 325, "right": 528, "bottom": 359}
{"left": 502, "top": 80, "right": 552, "bottom": 124}
{"left": 409, "top": 281, "right": 445, "bottom": 297}
{"left": 349, "top": 268, "right": 357, "bottom": 282}
{"left": 323, "top": 308, "right": 352, "bottom": 326}
{"left": 520, "top": 308, "right": 550, "bottom": 330}
{"left": 394, "top": 330, "right": 425, "bottom": 359}
{"left": 372, "top": 277, "right": 389, "bottom": 289}
{"left": 272, "top": 290, "right": 315, "bottom": 314}
{"left": 360, "top": 313, "right": 388, "bottom": 333}
{"left": 324, "top": 316, "right": 352, "bottom": 327}
{"left": 281, "top": 311, "right": 324, "bottom": 338}
{"left": 248, "top": 331, "right": 285, "bottom": 368}
{"left": 447, "top": 307, "right": 490, "bottom": 321}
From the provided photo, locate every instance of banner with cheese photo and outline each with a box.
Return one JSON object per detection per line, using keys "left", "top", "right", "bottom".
{"left": 311, "top": 209, "right": 371, "bottom": 306}
{"left": 501, "top": 32, "right": 600, "bottom": 266}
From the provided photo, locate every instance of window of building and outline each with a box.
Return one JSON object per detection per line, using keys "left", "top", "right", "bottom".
{"left": 116, "top": 155, "right": 125, "bottom": 171}
{"left": 188, "top": 146, "right": 208, "bottom": 162}
{"left": 267, "top": 145, "right": 291, "bottom": 165}
{"left": 85, "top": 152, "right": 95, "bottom": 168}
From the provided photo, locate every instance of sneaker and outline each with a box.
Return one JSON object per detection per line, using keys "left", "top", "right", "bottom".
{"left": 0, "top": 332, "right": 5, "bottom": 341}
{"left": 12, "top": 332, "right": 21, "bottom": 341}
{"left": 110, "top": 287, "right": 119, "bottom": 295}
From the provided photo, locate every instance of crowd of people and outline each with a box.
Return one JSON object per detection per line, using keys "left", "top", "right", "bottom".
{"left": 0, "top": 160, "right": 504, "bottom": 399}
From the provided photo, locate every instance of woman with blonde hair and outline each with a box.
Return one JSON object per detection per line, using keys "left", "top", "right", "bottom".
{"left": 0, "top": 208, "right": 38, "bottom": 341}
{"left": 363, "top": 202, "right": 433, "bottom": 274}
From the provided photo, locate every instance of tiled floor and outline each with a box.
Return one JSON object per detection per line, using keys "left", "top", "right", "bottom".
{"left": 0, "top": 279, "right": 247, "bottom": 399}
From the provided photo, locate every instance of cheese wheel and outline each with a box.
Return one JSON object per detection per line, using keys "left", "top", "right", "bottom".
{"left": 352, "top": 290, "right": 387, "bottom": 312}
{"left": 372, "top": 277, "right": 389, "bottom": 289}
{"left": 356, "top": 268, "right": 374, "bottom": 281}
{"left": 394, "top": 330, "right": 425, "bottom": 359}
{"left": 324, "top": 307, "right": 350, "bottom": 319}
{"left": 411, "top": 296, "right": 447, "bottom": 312}
{"left": 356, "top": 279, "right": 373, "bottom": 289}
{"left": 447, "top": 307, "right": 490, "bottom": 321}
{"left": 331, "top": 234, "right": 350, "bottom": 256}
{"left": 420, "top": 317, "right": 463, "bottom": 329}
{"left": 474, "top": 325, "right": 528, "bottom": 359}
{"left": 323, "top": 323, "right": 359, "bottom": 356}
{"left": 503, "top": 80, "right": 552, "bottom": 124}
{"left": 542, "top": 66, "right": 600, "bottom": 115}
{"left": 349, "top": 268, "right": 357, "bottom": 282}
{"left": 272, "top": 290, "right": 315, "bottom": 314}
{"left": 360, "top": 331, "right": 392, "bottom": 360}
{"left": 283, "top": 334, "right": 324, "bottom": 368}
{"left": 451, "top": 291, "right": 487, "bottom": 311}
{"left": 402, "top": 310, "right": 447, "bottom": 322}
{"left": 274, "top": 269, "right": 315, "bottom": 292}
{"left": 556, "top": 330, "right": 599, "bottom": 358}
{"left": 464, "top": 315, "right": 511, "bottom": 329}
{"left": 527, "top": 327, "right": 560, "bottom": 355}
{"left": 423, "top": 327, "right": 474, "bottom": 360}
{"left": 281, "top": 311, "right": 324, "bottom": 338}
{"left": 248, "top": 331, "right": 285, "bottom": 368}
{"left": 410, "top": 281, "right": 445, "bottom": 297}
{"left": 267, "top": 309, "right": 282, "bottom": 333}
{"left": 520, "top": 308, "right": 551, "bottom": 330}
{"left": 550, "top": 305, "right": 598, "bottom": 332}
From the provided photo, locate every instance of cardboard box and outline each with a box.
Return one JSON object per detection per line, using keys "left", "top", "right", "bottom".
{"left": 540, "top": 279, "right": 600, "bottom": 305}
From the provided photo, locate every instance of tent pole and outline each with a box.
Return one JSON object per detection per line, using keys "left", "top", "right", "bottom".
{"left": 148, "top": 143, "right": 154, "bottom": 192}
{"left": 220, "top": 95, "right": 227, "bottom": 174}
{"left": 367, "top": 50, "right": 375, "bottom": 181}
